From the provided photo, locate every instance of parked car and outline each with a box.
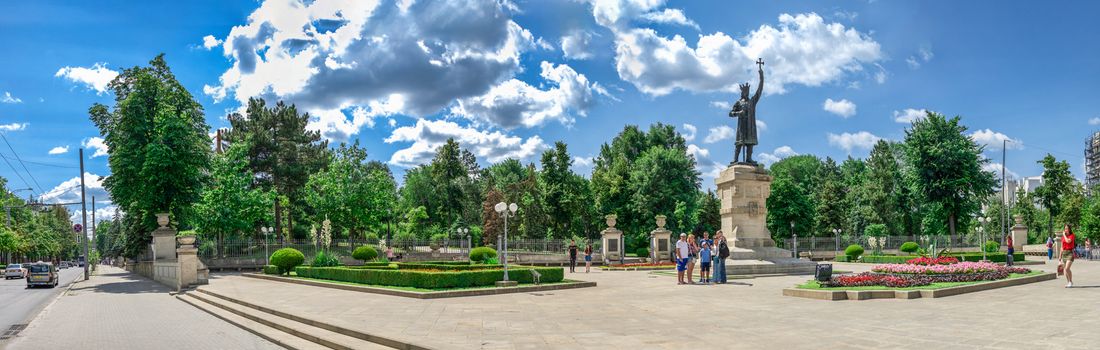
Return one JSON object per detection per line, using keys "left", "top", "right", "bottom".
{"left": 26, "top": 263, "right": 58, "bottom": 288}
{"left": 5, "top": 263, "right": 27, "bottom": 279}
{"left": 59, "top": 261, "right": 71, "bottom": 269}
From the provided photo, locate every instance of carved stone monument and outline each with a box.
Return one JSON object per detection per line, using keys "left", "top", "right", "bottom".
{"left": 1011, "top": 215, "right": 1027, "bottom": 252}
{"left": 600, "top": 215, "right": 623, "bottom": 264}
{"left": 151, "top": 213, "right": 177, "bottom": 261}
{"left": 650, "top": 215, "right": 672, "bottom": 263}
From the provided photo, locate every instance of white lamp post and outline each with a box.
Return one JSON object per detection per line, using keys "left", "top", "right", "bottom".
{"left": 494, "top": 202, "right": 518, "bottom": 285}
{"left": 456, "top": 227, "right": 469, "bottom": 254}
{"left": 978, "top": 217, "right": 989, "bottom": 261}
{"left": 262, "top": 227, "right": 274, "bottom": 265}
{"left": 833, "top": 228, "right": 841, "bottom": 260}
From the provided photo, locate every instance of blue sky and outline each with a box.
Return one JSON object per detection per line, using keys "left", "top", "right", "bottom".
{"left": 1, "top": 0, "right": 1099, "bottom": 221}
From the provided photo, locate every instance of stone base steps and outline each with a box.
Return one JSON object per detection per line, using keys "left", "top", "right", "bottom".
{"left": 178, "top": 288, "right": 419, "bottom": 350}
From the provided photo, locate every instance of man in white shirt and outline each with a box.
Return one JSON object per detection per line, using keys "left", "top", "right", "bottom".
{"left": 675, "top": 233, "right": 690, "bottom": 285}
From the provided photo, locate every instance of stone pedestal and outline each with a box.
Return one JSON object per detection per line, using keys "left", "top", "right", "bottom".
{"left": 1011, "top": 215, "right": 1027, "bottom": 251}
{"left": 601, "top": 215, "right": 624, "bottom": 264}
{"left": 650, "top": 215, "right": 672, "bottom": 263}
{"left": 715, "top": 164, "right": 813, "bottom": 274}
{"left": 177, "top": 238, "right": 199, "bottom": 290}
{"left": 151, "top": 227, "right": 177, "bottom": 261}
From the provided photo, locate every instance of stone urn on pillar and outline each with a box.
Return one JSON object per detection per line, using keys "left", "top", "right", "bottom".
{"left": 151, "top": 213, "right": 177, "bottom": 261}
{"left": 650, "top": 215, "right": 672, "bottom": 263}
{"left": 156, "top": 213, "right": 170, "bottom": 228}
{"left": 601, "top": 214, "right": 623, "bottom": 264}
{"left": 1010, "top": 214, "right": 1027, "bottom": 252}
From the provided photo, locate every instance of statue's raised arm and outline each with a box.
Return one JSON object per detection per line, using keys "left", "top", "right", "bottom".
{"left": 752, "top": 58, "right": 764, "bottom": 103}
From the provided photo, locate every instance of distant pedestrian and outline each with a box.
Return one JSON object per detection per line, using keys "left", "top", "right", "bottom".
{"left": 1061, "top": 224, "right": 1076, "bottom": 288}
{"left": 1005, "top": 234, "right": 1014, "bottom": 266}
{"left": 699, "top": 231, "right": 712, "bottom": 283}
{"left": 675, "top": 233, "right": 690, "bottom": 285}
{"left": 686, "top": 234, "right": 698, "bottom": 284}
{"left": 699, "top": 241, "right": 713, "bottom": 284}
{"left": 385, "top": 246, "right": 395, "bottom": 261}
{"left": 568, "top": 240, "right": 578, "bottom": 273}
{"left": 714, "top": 230, "right": 729, "bottom": 284}
{"left": 1046, "top": 236, "right": 1054, "bottom": 260}
{"left": 584, "top": 243, "right": 593, "bottom": 273}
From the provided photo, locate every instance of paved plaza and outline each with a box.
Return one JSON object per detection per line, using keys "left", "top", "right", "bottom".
{"left": 194, "top": 258, "right": 1099, "bottom": 350}
{"left": 4, "top": 266, "right": 280, "bottom": 350}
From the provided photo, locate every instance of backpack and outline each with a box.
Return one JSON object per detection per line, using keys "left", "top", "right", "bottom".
{"left": 718, "top": 240, "right": 730, "bottom": 259}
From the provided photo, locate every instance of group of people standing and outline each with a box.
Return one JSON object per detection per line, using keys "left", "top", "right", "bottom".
{"left": 567, "top": 241, "right": 593, "bottom": 273}
{"left": 675, "top": 230, "right": 730, "bottom": 285}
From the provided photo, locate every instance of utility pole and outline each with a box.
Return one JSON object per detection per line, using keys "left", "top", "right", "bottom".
{"left": 92, "top": 196, "right": 96, "bottom": 269}
{"left": 1001, "top": 139, "right": 1009, "bottom": 246}
{"left": 80, "top": 148, "right": 89, "bottom": 281}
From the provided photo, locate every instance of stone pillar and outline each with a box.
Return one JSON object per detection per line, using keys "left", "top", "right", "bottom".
{"left": 716, "top": 164, "right": 774, "bottom": 248}
{"left": 151, "top": 213, "right": 177, "bottom": 261}
{"left": 177, "top": 236, "right": 198, "bottom": 291}
{"left": 650, "top": 215, "right": 672, "bottom": 263}
{"left": 1011, "top": 215, "right": 1027, "bottom": 252}
{"left": 600, "top": 215, "right": 623, "bottom": 264}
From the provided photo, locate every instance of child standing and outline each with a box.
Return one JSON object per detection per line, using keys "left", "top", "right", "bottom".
{"left": 699, "top": 241, "right": 713, "bottom": 284}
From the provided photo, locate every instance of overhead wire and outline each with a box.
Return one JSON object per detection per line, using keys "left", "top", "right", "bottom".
{"left": 0, "top": 132, "right": 45, "bottom": 193}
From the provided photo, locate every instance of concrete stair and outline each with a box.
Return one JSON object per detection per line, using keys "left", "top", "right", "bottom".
{"left": 178, "top": 289, "right": 404, "bottom": 349}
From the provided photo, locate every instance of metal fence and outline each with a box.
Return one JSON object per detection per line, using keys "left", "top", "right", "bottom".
{"left": 781, "top": 235, "right": 988, "bottom": 253}
{"left": 503, "top": 239, "right": 602, "bottom": 256}
{"left": 197, "top": 238, "right": 473, "bottom": 261}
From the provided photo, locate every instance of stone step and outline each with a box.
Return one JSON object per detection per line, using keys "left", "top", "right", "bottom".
{"left": 196, "top": 288, "right": 420, "bottom": 350}
{"left": 184, "top": 291, "right": 391, "bottom": 350}
{"left": 176, "top": 293, "right": 325, "bottom": 350}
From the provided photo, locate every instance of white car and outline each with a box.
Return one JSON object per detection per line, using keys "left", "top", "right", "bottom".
{"left": 5, "top": 263, "right": 27, "bottom": 279}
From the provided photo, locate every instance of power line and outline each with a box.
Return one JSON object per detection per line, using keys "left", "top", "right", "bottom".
{"left": 0, "top": 154, "right": 79, "bottom": 169}
{"left": 0, "top": 148, "right": 33, "bottom": 195}
{"left": 0, "top": 132, "right": 44, "bottom": 193}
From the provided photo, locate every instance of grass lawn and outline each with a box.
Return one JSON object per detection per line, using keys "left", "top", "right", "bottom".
{"left": 796, "top": 271, "right": 1044, "bottom": 291}
{"left": 279, "top": 272, "right": 581, "bottom": 293}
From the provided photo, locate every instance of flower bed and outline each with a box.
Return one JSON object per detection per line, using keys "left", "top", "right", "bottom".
{"left": 821, "top": 262, "right": 1032, "bottom": 288}
{"left": 600, "top": 262, "right": 676, "bottom": 270}
{"left": 825, "top": 273, "right": 933, "bottom": 288}
{"left": 906, "top": 256, "right": 959, "bottom": 265}
{"left": 871, "top": 261, "right": 1021, "bottom": 275}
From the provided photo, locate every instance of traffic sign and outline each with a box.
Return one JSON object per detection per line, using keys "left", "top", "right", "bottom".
{"left": 73, "top": 223, "right": 83, "bottom": 232}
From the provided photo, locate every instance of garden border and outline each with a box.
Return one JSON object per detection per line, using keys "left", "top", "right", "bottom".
{"left": 243, "top": 273, "right": 596, "bottom": 299}
{"left": 782, "top": 272, "right": 1056, "bottom": 301}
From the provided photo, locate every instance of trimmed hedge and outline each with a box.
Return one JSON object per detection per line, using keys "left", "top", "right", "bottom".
{"left": 294, "top": 265, "right": 564, "bottom": 289}
{"left": 844, "top": 245, "right": 864, "bottom": 259}
{"left": 352, "top": 246, "right": 378, "bottom": 261}
{"left": 396, "top": 263, "right": 503, "bottom": 271}
{"left": 262, "top": 265, "right": 280, "bottom": 274}
{"left": 469, "top": 246, "right": 497, "bottom": 263}
{"left": 270, "top": 248, "right": 305, "bottom": 275}
{"left": 345, "top": 265, "right": 399, "bottom": 270}
{"left": 899, "top": 242, "right": 919, "bottom": 253}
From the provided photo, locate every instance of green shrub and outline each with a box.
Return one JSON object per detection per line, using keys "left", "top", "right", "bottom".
{"left": 262, "top": 265, "right": 280, "bottom": 274}
{"left": 363, "top": 232, "right": 380, "bottom": 242}
{"left": 485, "top": 257, "right": 500, "bottom": 265}
{"left": 983, "top": 240, "right": 1000, "bottom": 253}
{"left": 352, "top": 246, "right": 378, "bottom": 262}
{"left": 635, "top": 247, "right": 649, "bottom": 258}
{"left": 861, "top": 255, "right": 914, "bottom": 264}
{"left": 834, "top": 255, "right": 849, "bottom": 262}
{"left": 429, "top": 233, "right": 448, "bottom": 243}
{"left": 844, "top": 245, "right": 864, "bottom": 260}
{"left": 469, "top": 246, "right": 498, "bottom": 263}
{"left": 311, "top": 250, "right": 341, "bottom": 267}
{"left": 397, "top": 263, "right": 502, "bottom": 271}
{"left": 294, "top": 265, "right": 565, "bottom": 289}
{"left": 270, "top": 248, "right": 305, "bottom": 275}
{"left": 899, "top": 242, "right": 919, "bottom": 253}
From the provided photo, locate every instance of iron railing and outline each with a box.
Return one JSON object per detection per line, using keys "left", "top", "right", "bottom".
{"left": 781, "top": 235, "right": 987, "bottom": 254}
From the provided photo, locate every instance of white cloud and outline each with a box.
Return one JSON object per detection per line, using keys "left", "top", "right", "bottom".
{"left": 307, "top": 94, "right": 405, "bottom": 141}
{"left": 907, "top": 46, "right": 934, "bottom": 70}
{"left": 202, "top": 35, "right": 223, "bottom": 50}
{"left": 906, "top": 56, "right": 921, "bottom": 69}
{"left": 1089, "top": 117, "right": 1100, "bottom": 125}
{"left": 709, "top": 101, "right": 729, "bottom": 110}
{"left": 970, "top": 129, "right": 1023, "bottom": 150}
{"left": 703, "top": 125, "right": 734, "bottom": 143}
{"left": 640, "top": 8, "right": 700, "bottom": 30}
{"left": 39, "top": 173, "right": 115, "bottom": 223}
{"left": 55, "top": 63, "right": 119, "bottom": 94}
{"left": 756, "top": 119, "right": 768, "bottom": 132}
{"left": 561, "top": 30, "right": 594, "bottom": 60}
{"left": 687, "top": 144, "right": 709, "bottom": 159}
{"left": 205, "top": 0, "right": 546, "bottom": 133}
{"left": 757, "top": 145, "right": 798, "bottom": 165}
{"left": 983, "top": 162, "right": 1018, "bottom": 181}
{"left": 48, "top": 146, "right": 69, "bottom": 155}
{"left": 0, "top": 123, "right": 27, "bottom": 131}
{"left": 589, "top": 4, "right": 883, "bottom": 96}
{"left": 827, "top": 131, "right": 880, "bottom": 153}
{"left": 1, "top": 92, "right": 21, "bottom": 104}
{"left": 384, "top": 119, "right": 545, "bottom": 167}
{"left": 893, "top": 108, "right": 928, "bottom": 123}
{"left": 451, "top": 61, "right": 607, "bottom": 129}
{"left": 82, "top": 137, "right": 109, "bottom": 157}
{"left": 823, "top": 98, "right": 856, "bottom": 118}
{"left": 833, "top": 10, "right": 858, "bottom": 21}
{"left": 573, "top": 156, "right": 593, "bottom": 167}
{"left": 681, "top": 123, "right": 697, "bottom": 141}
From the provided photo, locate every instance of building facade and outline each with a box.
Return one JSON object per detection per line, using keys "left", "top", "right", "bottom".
{"left": 1087, "top": 131, "right": 1100, "bottom": 190}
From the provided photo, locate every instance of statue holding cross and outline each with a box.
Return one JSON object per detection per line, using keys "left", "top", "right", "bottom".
{"left": 728, "top": 58, "right": 764, "bottom": 164}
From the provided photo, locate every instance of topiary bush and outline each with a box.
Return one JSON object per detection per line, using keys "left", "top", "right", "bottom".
{"left": 899, "top": 242, "right": 920, "bottom": 253}
{"left": 635, "top": 247, "right": 650, "bottom": 258}
{"left": 312, "top": 250, "right": 341, "bottom": 267}
{"left": 270, "top": 248, "right": 305, "bottom": 275}
{"left": 352, "top": 246, "right": 378, "bottom": 262}
{"left": 469, "top": 246, "right": 497, "bottom": 263}
{"left": 844, "top": 244, "right": 865, "bottom": 260}
{"left": 294, "top": 265, "right": 565, "bottom": 289}
{"left": 262, "top": 265, "right": 280, "bottom": 274}
{"left": 983, "top": 240, "right": 1000, "bottom": 253}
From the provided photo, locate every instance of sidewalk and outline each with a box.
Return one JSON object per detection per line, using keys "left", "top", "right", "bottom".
{"left": 4, "top": 265, "right": 281, "bottom": 350}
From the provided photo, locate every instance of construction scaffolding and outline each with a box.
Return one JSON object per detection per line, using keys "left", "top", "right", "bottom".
{"left": 1086, "top": 131, "right": 1100, "bottom": 191}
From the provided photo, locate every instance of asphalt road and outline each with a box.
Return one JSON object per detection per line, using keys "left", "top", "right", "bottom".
{"left": 0, "top": 266, "right": 84, "bottom": 339}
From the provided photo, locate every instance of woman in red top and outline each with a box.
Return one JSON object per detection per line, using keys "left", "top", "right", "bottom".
{"left": 1060, "top": 224, "right": 1076, "bottom": 288}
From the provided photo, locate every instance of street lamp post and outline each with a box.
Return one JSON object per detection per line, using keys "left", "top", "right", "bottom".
{"left": 494, "top": 202, "right": 518, "bottom": 285}
{"left": 262, "top": 227, "right": 274, "bottom": 265}
{"left": 790, "top": 221, "right": 796, "bottom": 259}
{"left": 833, "top": 228, "right": 841, "bottom": 259}
{"left": 455, "top": 227, "right": 469, "bottom": 255}
{"left": 979, "top": 216, "right": 989, "bottom": 261}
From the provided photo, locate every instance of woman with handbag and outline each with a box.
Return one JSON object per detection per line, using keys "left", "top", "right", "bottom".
{"left": 1059, "top": 224, "right": 1076, "bottom": 288}
{"left": 686, "top": 234, "right": 698, "bottom": 284}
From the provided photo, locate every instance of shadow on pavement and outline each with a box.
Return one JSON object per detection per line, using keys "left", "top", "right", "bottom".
{"left": 69, "top": 271, "right": 170, "bottom": 294}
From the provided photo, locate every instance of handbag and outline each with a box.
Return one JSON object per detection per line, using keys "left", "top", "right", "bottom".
{"left": 1057, "top": 263, "right": 1065, "bottom": 276}
{"left": 718, "top": 240, "right": 730, "bottom": 259}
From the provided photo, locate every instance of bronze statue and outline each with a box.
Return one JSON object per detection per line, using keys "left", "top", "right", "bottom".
{"left": 729, "top": 58, "right": 764, "bottom": 164}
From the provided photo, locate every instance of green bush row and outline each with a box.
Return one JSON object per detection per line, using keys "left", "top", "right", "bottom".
{"left": 262, "top": 265, "right": 280, "bottom": 275}
{"left": 396, "top": 263, "right": 502, "bottom": 271}
{"left": 344, "top": 265, "right": 399, "bottom": 270}
{"left": 294, "top": 265, "right": 564, "bottom": 289}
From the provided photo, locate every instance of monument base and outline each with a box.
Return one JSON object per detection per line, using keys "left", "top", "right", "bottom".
{"left": 723, "top": 257, "right": 817, "bottom": 276}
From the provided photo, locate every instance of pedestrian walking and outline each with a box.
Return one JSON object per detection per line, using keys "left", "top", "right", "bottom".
{"left": 1046, "top": 236, "right": 1054, "bottom": 260}
{"left": 675, "top": 233, "right": 690, "bottom": 285}
{"left": 385, "top": 246, "right": 395, "bottom": 261}
{"left": 1060, "top": 224, "right": 1076, "bottom": 288}
{"left": 714, "top": 230, "right": 729, "bottom": 284}
{"left": 584, "top": 243, "right": 593, "bottom": 273}
{"left": 699, "top": 241, "right": 713, "bottom": 284}
{"left": 686, "top": 234, "right": 698, "bottom": 284}
{"left": 568, "top": 240, "right": 578, "bottom": 273}
{"left": 1005, "top": 234, "right": 1014, "bottom": 266}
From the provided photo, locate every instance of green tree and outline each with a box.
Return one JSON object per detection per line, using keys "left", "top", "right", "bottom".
{"left": 305, "top": 142, "right": 397, "bottom": 238}
{"left": 430, "top": 139, "right": 468, "bottom": 225}
{"left": 694, "top": 190, "right": 721, "bottom": 234}
{"left": 903, "top": 112, "right": 997, "bottom": 242}
{"left": 813, "top": 157, "right": 847, "bottom": 237}
{"left": 865, "top": 140, "right": 903, "bottom": 235}
{"left": 766, "top": 177, "right": 814, "bottom": 245}
{"left": 1034, "top": 154, "right": 1075, "bottom": 237}
{"left": 88, "top": 54, "right": 211, "bottom": 258}
{"left": 224, "top": 98, "right": 329, "bottom": 239}
{"left": 194, "top": 142, "right": 275, "bottom": 245}
{"left": 1080, "top": 188, "right": 1100, "bottom": 243}
{"left": 1013, "top": 187, "right": 1042, "bottom": 243}
{"left": 540, "top": 142, "right": 588, "bottom": 238}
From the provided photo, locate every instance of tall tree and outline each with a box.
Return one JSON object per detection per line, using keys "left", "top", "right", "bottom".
{"left": 194, "top": 142, "right": 275, "bottom": 244}
{"left": 813, "top": 157, "right": 847, "bottom": 237}
{"left": 694, "top": 190, "right": 721, "bottom": 234}
{"left": 224, "top": 98, "right": 329, "bottom": 238}
{"left": 1034, "top": 154, "right": 1075, "bottom": 237}
{"left": 305, "top": 142, "right": 397, "bottom": 239}
{"left": 865, "top": 140, "right": 903, "bottom": 235}
{"left": 903, "top": 112, "right": 997, "bottom": 242}
{"left": 1013, "top": 187, "right": 1042, "bottom": 243}
{"left": 88, "top": 54, "right": 211, "bottom": 258}
{"left": 540, "top": 142, "right": 588, "bottom": 238}
{"left": 481, "top": 189, "right": 504, "bottom": 246}
{"left": 766, "top": 177, "right": 814, "bottom": 245}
